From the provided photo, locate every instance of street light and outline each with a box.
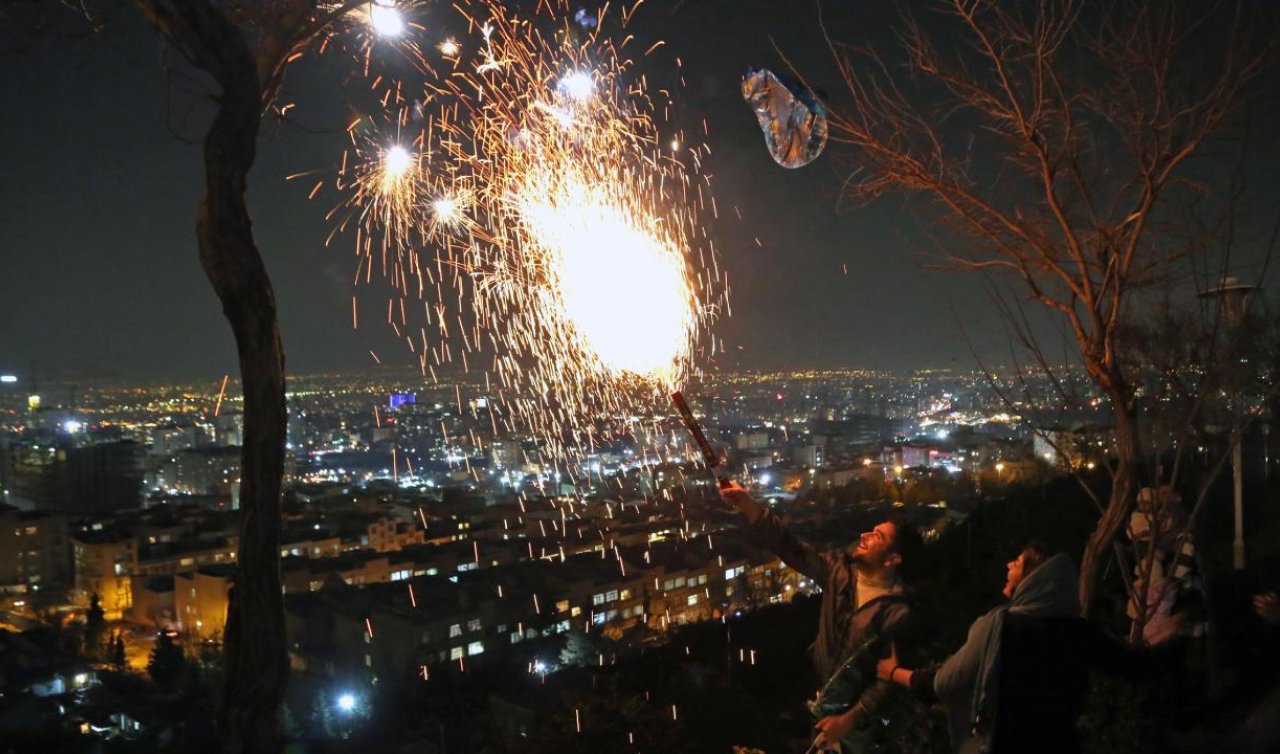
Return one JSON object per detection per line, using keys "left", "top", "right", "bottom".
{"left": 337, "top": 692, "right": 356, "bottom": 713}
{"left": 1199, "top": 275, "right": 1259, "bottom": 571}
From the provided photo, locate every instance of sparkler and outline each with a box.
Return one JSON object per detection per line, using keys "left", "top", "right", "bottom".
{"left": 671, "top": 391, "right": 731, "bottom": 488}
{"left": 322, "top": 0, "right": 727, "bottom": 474}
{"left": 368, "top": 1, "right": 405, "bottom": 39}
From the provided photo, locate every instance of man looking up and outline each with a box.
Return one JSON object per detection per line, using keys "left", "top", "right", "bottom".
{"left": 720, "top": 483, "right": 924, "bottom": 751}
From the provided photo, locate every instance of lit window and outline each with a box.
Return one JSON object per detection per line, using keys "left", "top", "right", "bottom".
{"left": 467, "top": 641, "right": 484, "bottom": 656}
{"left": 467, "top": 618, "right": 482, "bottom": 633}
{"left": 449, "top": 624, "right": 462, "bottom": 638}
{"left": 555, "top": 599, "right": 569, "bottom": 613}
{"left": 364, "top": 654, "right": 372, "bottom": 667}
{"left": 592, "top": 593, "right": 605, "bottom": 606}
{"left": 449, "top": 647, "right": 463, "bottom": 661}
{"left": 687, "top": 595, "right": 699, "bottom": 606}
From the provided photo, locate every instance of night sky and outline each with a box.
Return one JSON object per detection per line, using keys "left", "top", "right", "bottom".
{"left": 0, "top": 2, "right": 1203, "bottom": 382}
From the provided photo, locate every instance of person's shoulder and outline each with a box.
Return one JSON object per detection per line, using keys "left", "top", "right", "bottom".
{"left": 968, "top": 607, "right": 1006, "bottom": 635}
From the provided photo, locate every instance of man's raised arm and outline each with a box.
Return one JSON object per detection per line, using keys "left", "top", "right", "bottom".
{"left": 720, "top": 482, "right": 832, "bottom": 584}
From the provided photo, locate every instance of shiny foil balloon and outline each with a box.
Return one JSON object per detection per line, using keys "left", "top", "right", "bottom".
{"left": 741, "top": 67, "right": 828, "bottom": 168}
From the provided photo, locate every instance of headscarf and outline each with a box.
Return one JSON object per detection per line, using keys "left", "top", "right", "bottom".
{"left": 968, "top": 553, "right": 1080, "bottom": 751}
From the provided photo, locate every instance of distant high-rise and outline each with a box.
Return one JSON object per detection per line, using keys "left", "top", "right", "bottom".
{"left": 0, "top": 504, "right": 71, "bottom": 597}
{"left": 812, "top": 414, "right": 895, "bottom": 447}
{"left": 1, "top": 439, "right": 143, "bottom": 513}
{"left": 72, "top": 529, "right": 137, "bottom": 618}
{"left": 151, "top": 446, "right": 241, "bottom": 497}
{"left": 794, "top": 444, "right": 824, "bottom": 469}
{"left": 491, "top": 439, "right": 523, "bottom": 469}
{"left": 214, "top": 412, "right": 244, "bottom": 446}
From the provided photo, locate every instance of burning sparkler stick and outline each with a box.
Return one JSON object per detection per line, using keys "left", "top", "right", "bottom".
{"left": 670, "top": 391, "right": 731, "bottom": 489}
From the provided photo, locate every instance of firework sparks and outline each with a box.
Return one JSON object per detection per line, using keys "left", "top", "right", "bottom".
{"left": 382, "top": 144, "right": 413, "bottom": 180}
{"left": 213, "top": 374, "right": 229, "bottom": 417}
{"left": 368, "top": 0, "right": 406, "bottom": 39}
{"left": 515, "top": 172, "right": 695, "bottom": 379}
{"left": 557, "top": 70, "right": 595, "bottom": 101}
{"left": 326, "top": 0, "right": 727, "bottom": 472}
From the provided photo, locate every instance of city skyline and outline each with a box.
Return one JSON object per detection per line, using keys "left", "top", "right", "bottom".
{"left": 1, "top": 2, "right": 1276, "bottom": 750}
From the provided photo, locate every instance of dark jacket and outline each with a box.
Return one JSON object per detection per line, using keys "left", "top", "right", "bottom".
{"left": 910, "top": 554, "right": 1138, "bottom": 754}
{"left": 751, "top": 509, "right": 919, "bottom": 721}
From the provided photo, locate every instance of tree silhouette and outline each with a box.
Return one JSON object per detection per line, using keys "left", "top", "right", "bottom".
{"left": 111, "top": 631, "right": 127, "bottom": 670}
{"left": 83, "top": 593, "right": 105, "bottom": 660}
{"left": 148, "top": 631, "right": 186, "bottom": 689}
{"left": 822, "top": 0, "right": 1278, "bottom": 612}
{"left": 114, "top": 2, "right": 375, "bottom": 748}
{"left": 560, "top": 628, "right": 609, "bottom": 668}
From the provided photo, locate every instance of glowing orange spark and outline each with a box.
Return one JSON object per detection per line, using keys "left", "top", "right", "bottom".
{"left": 213, "top": 374, "right": 229, "bottom": 417}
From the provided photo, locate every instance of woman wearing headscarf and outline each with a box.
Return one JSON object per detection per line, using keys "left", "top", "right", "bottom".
{"left": 875, "top": 543, "right": 1134, "bottom": 754}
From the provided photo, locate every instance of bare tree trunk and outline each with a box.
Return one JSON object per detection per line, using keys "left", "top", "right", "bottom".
{"left": 1080, "top": 400, "right": 1141, "bottom": 615}
{"left": 187, "top": 13, "right": 287, "bottom": 754}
